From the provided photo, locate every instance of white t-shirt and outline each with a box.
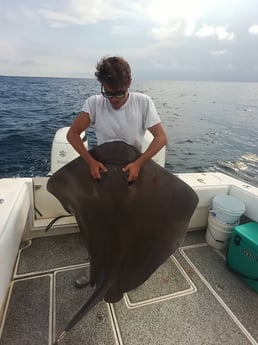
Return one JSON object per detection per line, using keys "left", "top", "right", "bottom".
{"left": 81, "top": 92, "right": 161, "bottom": 151}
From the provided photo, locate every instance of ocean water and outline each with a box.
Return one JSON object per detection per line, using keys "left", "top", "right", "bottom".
{"left": 0, "top": 76, "right": 257, "bottom": 186}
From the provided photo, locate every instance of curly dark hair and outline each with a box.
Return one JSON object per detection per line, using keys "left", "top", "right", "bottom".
{"left": 95, "top": 56, "right": 131, "bottom": 90}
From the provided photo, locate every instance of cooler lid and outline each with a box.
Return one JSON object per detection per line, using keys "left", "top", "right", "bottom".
{"left": 212, "top": 194, "right": 245, "bottom": 215}
{"left": 234, "top": 222, "right": 258, "bottom": 247}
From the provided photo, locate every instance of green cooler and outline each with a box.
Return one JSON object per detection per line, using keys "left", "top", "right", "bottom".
{"left": 227, "top": 222, "right": 258, "bottom": 293}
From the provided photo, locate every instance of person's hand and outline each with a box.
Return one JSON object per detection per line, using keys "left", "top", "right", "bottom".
{"left": 122, "top": 161, "right": 141, "bottom": 182}
{"left": 89, "top": 159, "right": 107, "bottom": 180}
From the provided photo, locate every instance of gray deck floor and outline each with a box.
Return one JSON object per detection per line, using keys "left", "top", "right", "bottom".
{"left": 0, "top": 231, "right": 257, "bottom": 345}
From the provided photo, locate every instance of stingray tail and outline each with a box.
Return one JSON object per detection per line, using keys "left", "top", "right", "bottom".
{"left": 53, "top": 276, "right": 111, "bottom": 345}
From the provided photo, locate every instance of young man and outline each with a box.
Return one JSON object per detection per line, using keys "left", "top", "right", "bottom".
{"left": 67, "top": 56, "right": 167, "bottom": 183}
{"left": 67, "top": 56, "right": 168, "bottom": 287}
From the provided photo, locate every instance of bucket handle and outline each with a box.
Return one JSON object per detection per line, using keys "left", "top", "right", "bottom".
{"left": 208, "top": 208, "right": 240, "bottom": 226}
{"left": 207, "top": 228, "right": 226, "bottom": 244}
{"left": 208, "top": 208, "right": 216, "bottom": 218}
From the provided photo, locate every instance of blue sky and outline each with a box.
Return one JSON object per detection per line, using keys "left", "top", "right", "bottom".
{"left": 1, "top": 0, "right": 258, "bottom": 81}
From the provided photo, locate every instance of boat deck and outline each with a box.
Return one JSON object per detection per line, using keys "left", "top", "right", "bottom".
{"left": 1, "top": 230, "right": 257, "bottom": 345}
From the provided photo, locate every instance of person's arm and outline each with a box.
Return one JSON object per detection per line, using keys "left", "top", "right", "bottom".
{"left": 137, "top": 122, "right": 167, "bottom": 165}
{"left": 67, "top": 111, "right": 107, "bottom": 179}
{"left": 122, "top": 122, "right": 167, "bottom": 181}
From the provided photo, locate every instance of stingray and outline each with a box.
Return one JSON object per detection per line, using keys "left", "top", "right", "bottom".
{"left": 47, "top": 141, "right": 198, "bottom": 344}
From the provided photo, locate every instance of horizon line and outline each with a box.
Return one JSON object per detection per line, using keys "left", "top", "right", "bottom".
{"left": 1, "top": 74, "right": 258, "bottom": 83}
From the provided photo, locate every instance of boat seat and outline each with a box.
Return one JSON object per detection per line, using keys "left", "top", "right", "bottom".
{"left": 0, "top": 179, "right": 31, "bottom": 316}
{"left": 188, "top": 185, "right": 229, "bottom": 229}
{"left": 229, "top": 184, "right": 258, "bottom": 222}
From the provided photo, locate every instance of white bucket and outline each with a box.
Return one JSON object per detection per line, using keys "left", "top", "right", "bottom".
{"left": 211, "top": 194, "right": 245, "bottom": 224}
{"left": 205, "top": 214, "right": 237, "bottom": 250}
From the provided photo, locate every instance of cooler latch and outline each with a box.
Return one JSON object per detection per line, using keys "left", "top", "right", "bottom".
{"left": 234, "top": 235, "right": 241, "bottom": 246}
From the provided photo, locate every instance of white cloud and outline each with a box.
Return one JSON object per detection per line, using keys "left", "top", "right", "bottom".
{"left": 195, "top": 26, "right": 215, "bottom": 38}
{"left": 195, "top": 25, "right": 234, "bottom": 40}
{"left": 0, "top": 6, "right": 41, "bottom": 25}
{"left": 152, "top": 23, "right": 235, "bottom": 42}
{"left": 38, "top": 9, "right": 86, "bottom": 28}
{"left": 152, "top": 19, "right": 189, "bottom": 41}
{"left": 35, "top": 0, "right": 213, "bottom": 32}
{"left": 111, "top": 25, "right": 137, "bottom": 36}
{"left": 223, "top": 63, "right": 235, "bottom": 71}
{"left": 248, "top": 25, "right": 258, "bottom": 35}
{"left": 210, "top": 50, "right": 226, "bottom": 56}
{"left": 141, "top": 0, "right": 207, "bottom": 24}
{"left": 216, "top": 27, "right": 235, "bottom": 40}
{"left": 38, "top": 0, "right": 127, "bottom": 28}
{"left": 69, "top": 0, "right": 127, "bottom": 21}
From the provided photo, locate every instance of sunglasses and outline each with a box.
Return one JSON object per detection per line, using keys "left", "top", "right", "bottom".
{"left": 101, "top": 85, "right": 126, "bottom": 99}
